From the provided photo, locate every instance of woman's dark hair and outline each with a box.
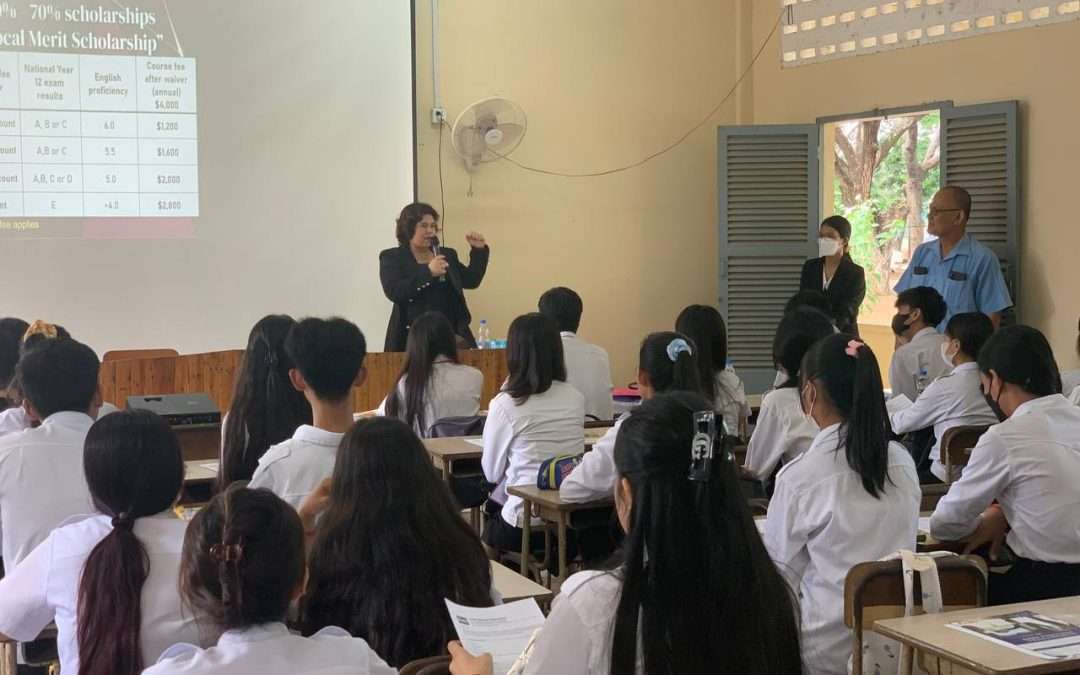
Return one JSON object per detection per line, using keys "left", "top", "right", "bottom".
{"left": 772, "top": 308, "right": 836, "bottom": 389}
{"left": 385, "top": 312, "right": 460, "bottom": 435}
{"left": 302, "top": 418, "right": 493, "bottom": 667}
{"left": 77, "top": 410, "right": 184, "bottom": 675}
{"left": 395, "top": 202, "right": 440, "bottom": 246}
{"left": 639, "top": 332, "right": 702, "bottom": 396}
{"left": 801, "top": 333, "right": 891, "bottom": 498}
{"left": 0, "top": 318, "right": 29, "bottom": 407}
{"left": 607, "top": 392, "right": 802, "bottom": 675}
{"left": 220, "top": 315, "right": 312, "bottom": 490}
{"left": 820, "top": 215, "right": 852, "bottom": 243}
{"left": 504, "top": 313, "right": 566, "bottom": 405}
{"left": 674, "top": 305, "right": 729, "bottom": 405}
{"left": 977, "top": 325, "right": 1062, "bottom": 397}
{"left": 945, "top": 312, "right": 994, "bottom": 360}
{"left": 181, "top": 486, "right": 306, "bottom": 630}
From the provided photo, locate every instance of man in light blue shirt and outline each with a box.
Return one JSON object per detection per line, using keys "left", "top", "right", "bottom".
{"left": 895, "top": 186, "right": 1012, "bottom": 330}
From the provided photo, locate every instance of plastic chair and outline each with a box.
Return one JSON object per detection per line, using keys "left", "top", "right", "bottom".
{"left": 844, "top": 555, "right": 988, "bottom": 675}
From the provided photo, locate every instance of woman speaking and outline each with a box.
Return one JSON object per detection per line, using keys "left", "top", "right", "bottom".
{"left": 380, "top": 203, "right": 490, "bottom": 351}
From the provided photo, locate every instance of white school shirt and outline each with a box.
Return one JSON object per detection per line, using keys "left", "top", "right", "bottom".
{"left": 0, "top": 512, "right": 211, "bottom": 674}
{"left": 0, "top": 402, "right": 119, "bottom": 439}
{"left": 764, "top": 424, "right": 920, "bottom": 675}
{"left": 890, "top": 362, "right": 999, "bottom": 481}
{"left": 560, "top": 417, "right": 625, "bottom": 503}
{"left": 1069, "top": 385, "right": 1080, "bottom": 407}
{"left": 930, "top": 394, "right": 1080, "bottom": 563}
{"left": 0, "top": 411, "right": 94, "bottom": 566}
{"left": 376, "top": 358, "right": 484, "bottom": 436}
{"left": 713, "top": 369, "right": 750, "bottom": 432}
{"left": 248, "top": 425, "right": 344, "bottom": 511}
{"left": 482, "top": 381, "right": 585, "bottom": 527}
{"left": 145, "top": 623, "right": 396, "bottom": 675}
{"left": 521, "top": 569, "right": 636, "bottom": 674}
{"left": 743, "top": 387, "right": 817, "bottom": 480}
{"left": 888, "top": 327, "right": 950, "bottom": 402}
{"left": 561, "top": 332, "right": 615, "bottom": 421}
{"left": 1061, "top": 369, "right": 1080, "bottom": 395}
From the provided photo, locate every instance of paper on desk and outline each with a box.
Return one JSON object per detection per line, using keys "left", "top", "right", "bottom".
{"left": 948, "top": 610, "right": 1080, "bottom": 660}
{"left": 465, "top": 438, "right": 485, "bottom": 448}
{"left": 887, "top": 393, "right": 914, "bottom": 415}
{"left": 918, "top": 516, "right": 932, "bottom": 533}
{"left": 446, "top": 598, "right": 545, "bottom": 675}
{"left": 200, "top": 461, "right": 220, "bottom": 472}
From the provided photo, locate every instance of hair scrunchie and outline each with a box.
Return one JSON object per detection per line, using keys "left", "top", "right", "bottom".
{"left": 666, "top": 338, "right": 693, "bottom": 363}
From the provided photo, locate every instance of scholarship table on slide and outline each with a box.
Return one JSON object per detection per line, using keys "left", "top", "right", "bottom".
{"left": 0, "top": 51, "right": 198, "bottom": 218}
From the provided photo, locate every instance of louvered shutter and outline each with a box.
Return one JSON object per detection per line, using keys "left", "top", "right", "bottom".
{"left": 940, "top": 101, "right": 1020, "bottom": 303}
{"left": 718, "top": 125, "right": 819, "bottom": 393}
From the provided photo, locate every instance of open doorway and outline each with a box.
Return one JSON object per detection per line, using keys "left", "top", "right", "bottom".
{"left": 821, "top": 111, "right": 941, "bottom": 385}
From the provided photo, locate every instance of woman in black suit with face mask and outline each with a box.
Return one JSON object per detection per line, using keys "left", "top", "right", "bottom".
{"left": 380, "top": 203, "right": 490, "bottom": 352}
{"left": 799, "top": 215, "right": 866, "bottom": 336}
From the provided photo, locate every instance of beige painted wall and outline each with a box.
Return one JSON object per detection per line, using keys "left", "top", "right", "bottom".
{"left": 748, "top": 2, "right": 1080, "bottom": 370}
{"left": 413, "top": 1, "right": 740, "bottom": 384}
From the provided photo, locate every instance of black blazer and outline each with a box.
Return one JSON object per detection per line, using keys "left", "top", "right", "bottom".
{"left": 380, "top": 244, "right": 490, "bottom": 351}
{"left": 799, "top": 255, "right": 866, "bottom": 336}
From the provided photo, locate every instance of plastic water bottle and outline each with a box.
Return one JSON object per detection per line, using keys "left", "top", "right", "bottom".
{"left": 477, "top": 320, "right": 490, "bottom": 349}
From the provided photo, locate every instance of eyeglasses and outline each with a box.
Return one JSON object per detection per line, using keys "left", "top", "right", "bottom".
{"left": 928, "top": 207, "right": 962, "bottom": 218}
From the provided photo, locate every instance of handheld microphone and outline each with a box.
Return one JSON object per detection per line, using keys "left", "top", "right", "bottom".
{"left": 431, "top": 236, "right": 447, "bottom": 283}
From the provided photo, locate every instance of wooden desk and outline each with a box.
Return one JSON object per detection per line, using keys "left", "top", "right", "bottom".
{"left": 180, "top": 459, "right": 218, "bottom": 506}
{"left": 491, "top": 561, "right": 554, "bottom": 609}
{"left": 1, "top": 625, "right": 57, "bottom": 675}
{"left": 506, "top": 485, "right": 614, "bottom": 586}
{"left": 425, "top": 428, "right": 611, "bottom": 481}
{"left": 874, "top": 596, "right": 1080, "bottom": 674}
{"left": 175, "top": 423, "right": 221, "bottom": 462}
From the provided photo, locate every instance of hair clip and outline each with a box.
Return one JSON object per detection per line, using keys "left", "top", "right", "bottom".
{"left": 689, "top": 410, "right": 718, "bottom": 482}
{"left": 209, "top": 542, "right": 244, "bottom": 564}
{"left": 845, "top": 339, "right": 864, "bottom": 358}
{"left": 22, "top": 320, "right": 58, "bottom": 342}
{"left": 667, "top": 338, "right": 693, "bottom": 363}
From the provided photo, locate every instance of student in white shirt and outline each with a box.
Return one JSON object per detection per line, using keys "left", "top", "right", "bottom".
{"left": 146, "top": 486, "right": 396, "bottom": 675}
{"left": 219, "top": 314, "right": 312, "bottom": 491}
{"left": 764, "top": 334, "right": 920, "bottom": 675}
{"left": 0, "top": 338, "right": 101, "bottom": 566}
{"left": 0, "top": 317, "right": 28, "bottom": 412}
{"left": 891, "top": 312, "right": 998, "bottom": 482}
{"left": 1062, "top": 316, "right": 1080, "bottom": 402}
{"left": 930, "top": 325, "right": 1080, "bottom": 605}
{"left": 299, "top": 417, "right": 493, "bottom": 666}
{"left": 561, "top": 331, "right": 702, "bottom": 503}
{"left": 744, "top": 308, "right": 835, "bottom": 482}
{"left": 451, "top": 392, "right": 803, "bottom": 675}
{"left": 539, "top": 287, "right": 614, "bottom": 421}
{"left": 249, "top": 317, "right": 366, "bottom": 510}
{"left": 0, "top": 410, "right": 211, "bottom": 675}
{"left": 675, "top": 304, "right": 749, "bottom": 436}
{"left": 889, "top": 286, "right": 951, "bottom": 401}
{"left": 378, "top": 311, "right": 483, "bottom": 437}
{"left": 481, "top": 313, "right": 585, "bottom": 555}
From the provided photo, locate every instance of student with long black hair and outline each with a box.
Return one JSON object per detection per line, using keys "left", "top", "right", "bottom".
{"left": 219, "top": 315, "right": 312, "bottom": 490}
{"left": 561, "top": 331, "right": 701, "bottom": 502}
{"left": 481, "top": 313, "right": 584, "bottom": 552}
{"left": 450, "top": 392, "right": 803, "bottom": 675}
{"left": 743, "top": 308, "right": 835, "bottom": 481}
{"left": 675, "top": 305, "right": 748, "bottom": 435}
{"left": 379, "top": 311, "right": 483, "bottom": 436}
{"left": 931, "top": 325, "right": 1080, "bottom": 605}
{"left": 0, "top": 317, "right": 28, "bottom": 411}
{"left": 764, "top": 334, "right": 920, "bottom": 675}
{"left": 146, "top": 486, "right": 395, "bottom": 674}
{"left": 300, "top": 417, "right": 493, "bottom": 667}
{"left": 0, "top": 410, "right": 209, "bottom": 675}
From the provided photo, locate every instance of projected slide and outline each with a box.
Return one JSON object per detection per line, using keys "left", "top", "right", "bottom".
{"left": 0, "top": 1, "right": 197, "bottom": 235}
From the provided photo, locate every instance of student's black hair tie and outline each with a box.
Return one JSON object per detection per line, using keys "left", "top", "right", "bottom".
{"left": 111, "top": 514, "right": 135, "bottom": 530}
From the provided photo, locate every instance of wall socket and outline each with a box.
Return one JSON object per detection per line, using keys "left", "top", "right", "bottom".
{"left": 431, "top": 107, "right": 447, "bottom": 125}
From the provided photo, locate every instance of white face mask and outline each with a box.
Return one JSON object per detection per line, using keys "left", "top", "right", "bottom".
{"left": 818, "top": 237, "right": 842, "bottom": 257}
{"left": 941, "top": 341, "right": 958, "bottom": 369}
{"left": 800, "top": 384, "right": 820, "bottom": 430}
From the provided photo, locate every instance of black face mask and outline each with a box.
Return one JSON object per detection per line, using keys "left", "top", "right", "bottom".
{"left": 891, "top": 313, "right": 912, "bottom": 337}
{"left": 982, "top": 387, "right": 1007, "bottom": 423}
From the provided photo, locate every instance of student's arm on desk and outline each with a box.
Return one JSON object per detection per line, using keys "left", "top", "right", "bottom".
{"left": 929, "top": 431, "right": 1010, "bottom": 543}
{"left": 560, "top": 426, "right": 616, "bottom": 503}
{"left": 890, "top": 381, "right": 946, "bottom": 433}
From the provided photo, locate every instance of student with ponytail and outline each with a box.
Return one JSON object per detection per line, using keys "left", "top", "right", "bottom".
{"left": 764, "top": 334, "right": 920, "bottom": 675}
{"left": 147, "top": 486, "right": 396, "bottom": 674}
{"left": 0, "top": 410, "right": 209, "bottom": 674}
{"left": 219, "top": 315, "right": 312, "bottom": 490}
{"left": 450, "top": 392, "right": 803, "bottom": 675}
{"left": 379, "top": 311, "right": 483, "bottom": 437}
{"left": 675, "top": 305, "right": 748, "bottom": 435}
{"left": 561, "top": 331, "right": 701, "bottom": 502}
{"left": 931, "top": 325, "right": 1080, "bottom": 605}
